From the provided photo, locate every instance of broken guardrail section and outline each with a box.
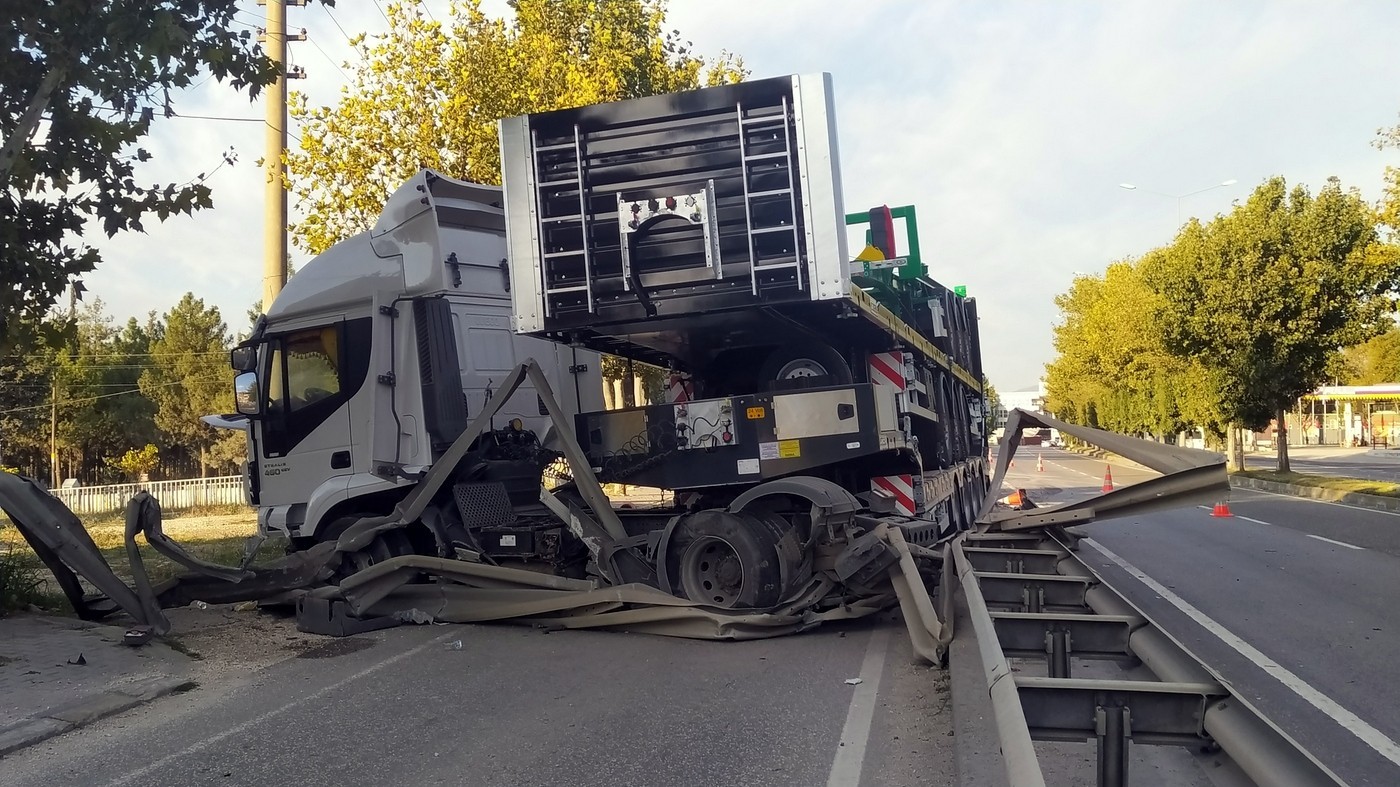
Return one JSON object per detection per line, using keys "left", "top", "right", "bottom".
{"left": 958, "top": 409, "right": 1342, "bottom": 786}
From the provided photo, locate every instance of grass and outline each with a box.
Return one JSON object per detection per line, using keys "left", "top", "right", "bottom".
{"left": 0, "top": 538, "right": 64, "bottom": 613}
{"left": 1233, "top": 469, "right": 1400, "bottom": 499}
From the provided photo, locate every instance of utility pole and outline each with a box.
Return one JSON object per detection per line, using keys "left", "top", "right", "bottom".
{"left": 50, "top": 382, "right": 57, "bottom": 488}
{"left": 258, "top": 0, "right": 307, "bottom": 312}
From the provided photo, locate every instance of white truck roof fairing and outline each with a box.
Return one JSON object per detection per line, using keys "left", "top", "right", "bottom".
{"left": 266, "top": 170, "right": 506, "bottom": 324}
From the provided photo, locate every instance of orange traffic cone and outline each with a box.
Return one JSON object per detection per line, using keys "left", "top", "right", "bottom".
{"left": 1001, "top": 489, "right": 1023, "bottom": 507}
{"left": 1037, "top": 454, "right": 1045, "bottom": 472}
{"left": 1210, "top": 500, "right": 1233, "bottom": 518}
{"left": 1101, "top": 465, "right": 1114, "bottom": 493}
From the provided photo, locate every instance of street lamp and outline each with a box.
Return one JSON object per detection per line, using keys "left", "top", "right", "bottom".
{"left": 1119, "top": 179, "right": 1238, "bottom": 225}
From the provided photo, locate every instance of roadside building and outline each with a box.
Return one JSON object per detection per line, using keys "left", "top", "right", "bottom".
{"left": 1262, "top": 384, "right": 1400, "bottom": 448}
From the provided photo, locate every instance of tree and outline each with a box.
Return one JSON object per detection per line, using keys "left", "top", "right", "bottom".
{"left": 982, "top": 375, "right": 1002, "bottom": 428}
{"left": 287, "top": 0, "right": 746, "bottom": 255}
{"left": 138, "top": 293, "right": 236, "bottom": 477}
{"left": 1342, "top": 322, "right": 1400, "bottom": 385}
{"left": 46, "top": 300, "right": 162, "bottom": 482}
{"left": 0, "top": 346, "right": 53, "bottom": 476}
{"left": 109, "top": 443, "right": 158, "bottom": 481}
{"left": 1377, "top": 113, "right": 1400, "bottom": 234}
{"left": 1, "top": 2, "right": 276, "bottom": 351}
{"left": 1148, "top": 177, "right": 1400, "bottom": 471}
{"left": 601, "top": 354, "right": 665, "bottom": 409}
{"left": 1045, "top": 260, "right": 1228, "bottom": 448}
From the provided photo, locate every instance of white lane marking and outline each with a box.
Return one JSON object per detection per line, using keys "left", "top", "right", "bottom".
{"left": 1202, "top": 504, "right": 1367, "bottom": 548}
{"left": 1307, "top": 534, "right": 1365, "bottom": 550}
{"left": 1082, "top": 538, "right": 1400, "bottom": 767}
{"left": 106, "top": 630, "right": 459, "bottom": 786}
{"left": 1239, "top": 487, "right": 1400, "bottom": 518}
{"left": 827, "top": 627, "right": 891, "bottom": 787}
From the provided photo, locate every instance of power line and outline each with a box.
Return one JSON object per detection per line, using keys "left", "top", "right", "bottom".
{"left": 372, "top": 0, "right": 391, "bottom": 26}
{"left": 169, "top": 112, "right": 303, "bottom": 144}
{"left": 307, "top": 34, "right": 349, "bottom": 80}
{"left": 321, "top": 2, "right": 355, "bottom": 44}
{"left": 3, "top": 351, "right": 228, "bottom": 360}
{"left": 419, "top": 1, "right": 436, "bottom": 22}
{"left": 0, "top": 378, "right": 226, "bottom": 416}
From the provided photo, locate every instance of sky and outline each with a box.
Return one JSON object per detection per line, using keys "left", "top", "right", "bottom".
{"left": 77, "top": 0, "right": 1400, "bottom": 392}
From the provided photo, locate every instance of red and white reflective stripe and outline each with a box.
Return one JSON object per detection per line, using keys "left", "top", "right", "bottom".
{"left": 666, "top": 373, "right": 693, "bottom": 403}
{"left": 868, "top": 352, "right": 906, "bottom": 390}
{"left": 872, "top": 475, "right": 916, "bottom": 515}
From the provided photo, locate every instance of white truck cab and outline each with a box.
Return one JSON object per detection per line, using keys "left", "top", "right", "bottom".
{"left": 221, "top": 170, "right": 601, "bottom": 545}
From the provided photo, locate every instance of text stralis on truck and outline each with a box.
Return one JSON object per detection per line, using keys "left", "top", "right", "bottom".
{"left": 217, "top": 72, "right": 990, "bottom": 610}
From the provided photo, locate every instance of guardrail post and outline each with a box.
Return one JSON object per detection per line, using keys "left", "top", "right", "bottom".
{"left": 1095, "top": 704, "right": 1131, "bottom": 787}
{"left": 1045, "top": 627, "right": 1071, "bottom": 678}
{"left": 1021, "top": 584, "right": 1044, "bottom": 613}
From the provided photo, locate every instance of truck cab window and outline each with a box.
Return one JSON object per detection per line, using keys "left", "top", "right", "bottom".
{"left": 285, "top": 327, "right": 341, "bottom": 411}
{"left": 257, "top": 318, "right": 371, "bottom": 459}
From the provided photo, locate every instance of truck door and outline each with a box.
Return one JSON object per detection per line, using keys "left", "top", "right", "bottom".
{"left": 257, "top": 320, "right": 368, "bottom": 510}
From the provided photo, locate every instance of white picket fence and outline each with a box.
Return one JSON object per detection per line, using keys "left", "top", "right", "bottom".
{"left": 50, "top": 476, "right": 245, "bottom": 515}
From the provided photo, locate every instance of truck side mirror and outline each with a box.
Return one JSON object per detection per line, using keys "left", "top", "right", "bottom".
{"left": 234, "top": 372, "right": 262, "bottom": 416}
{"left": 230, "top": 346, "right": 257, "bottom": 371}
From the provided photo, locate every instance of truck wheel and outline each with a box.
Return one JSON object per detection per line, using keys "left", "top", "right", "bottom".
{"left": 757, "top": 341, "right": 853, "bottom": 388}
{"left": 961, "top": 478, "right": 979, "bottom": 528}
{"left": 323, "top": 515, "right": 416, "bottom": 577}
{"left": 668, "top": 509, "right": 788, "bottom": 608}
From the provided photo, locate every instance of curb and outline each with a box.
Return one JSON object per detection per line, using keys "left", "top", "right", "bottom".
{"left": 0, "top": 675, "right": 195, "bottom": 757}
{"left": 1230, "top": 476, "right": 1400, "bottom": 514}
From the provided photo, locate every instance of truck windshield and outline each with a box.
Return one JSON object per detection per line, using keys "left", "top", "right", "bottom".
{"left": 265, "top": 326, "right": 341, "bottom": 411}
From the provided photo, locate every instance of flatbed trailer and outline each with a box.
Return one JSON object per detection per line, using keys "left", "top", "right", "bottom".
{"left": 500, "top": 74, "right": 988, "bottom": 538}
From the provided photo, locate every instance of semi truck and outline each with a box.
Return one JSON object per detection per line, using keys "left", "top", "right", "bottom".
{"left": 222, "top": 72, "right": 988, "bottom": 608}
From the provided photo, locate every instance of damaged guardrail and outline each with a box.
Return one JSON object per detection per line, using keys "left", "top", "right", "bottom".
{"left": 0, "top": 360, "right": 954, "bottom": 651}
{"left": 960, "top": 409, "right": 1343, "bottom": 786}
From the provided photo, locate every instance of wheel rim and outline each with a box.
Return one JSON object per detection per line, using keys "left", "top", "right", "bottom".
{"left": 774, "top": 358, "right": 827, "bottom": 379}
{"left": 679, "top": 536, "right": 746, "bottom": 607}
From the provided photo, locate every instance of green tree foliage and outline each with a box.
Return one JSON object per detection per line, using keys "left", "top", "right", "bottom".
{"left": 50, "top": 301, "right": 160, "bottom": 482}
{"left": 1342, "top": 322, "right": 1400, "bottom": 385}
{"left": 601, "top": 354, "right": 666, "bottom": 408}
{"left": 1149, "top": 177, "right": 1400, "bottom": 470}
{"left": 1045, "top": 262, "right": 1222, "bottom": 443}
{"left": 1, "top": 2, "right": 276, "bottom": 350}
{"left": 0, "top": 350, "right": 52, "bottom": 475}
{"left": 138, "top": 294, "right": 240, "bottom": 477}
{"left": 982, "top": 375, "right": 1002, "bottom": 426}
{"left": 1048, "top": 177, "right": 1399, "bottom": 471}
{"left": 1377, "top": 114, "right": 1400, "bottom": 234}
{"left": 109, "top": 443, "right": 159, "bottom": 481}
{"left": 287, "top": 0, "right": 746, "bottom": 255}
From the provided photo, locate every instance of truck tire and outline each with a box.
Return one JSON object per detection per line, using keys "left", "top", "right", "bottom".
{"left": 666, "top": 509, "right": 789, "bottom": 608}
{"left": 756, "top": 341, "right": 853, "bottom": 389}
{"left": 323, "top": 515, "right": 416, "bottom": 578}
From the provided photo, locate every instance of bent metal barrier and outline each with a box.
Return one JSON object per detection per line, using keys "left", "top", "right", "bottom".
{"left": 0, "top": 393, "right": 1345, "bottom": 784}
{"left": 960, "top": 409, "right": 1342, "bottom": 787}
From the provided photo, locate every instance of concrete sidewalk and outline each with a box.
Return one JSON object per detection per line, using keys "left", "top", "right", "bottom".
{"left": 0, "top": 616, "right": 195, "bottom": 757}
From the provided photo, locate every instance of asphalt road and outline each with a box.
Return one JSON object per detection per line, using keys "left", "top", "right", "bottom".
{"left": 1002, "top": 448, "right": 1400, "bottom": 785}
{"left": 1, "top": 615, "right": 953, "bottom": 786}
